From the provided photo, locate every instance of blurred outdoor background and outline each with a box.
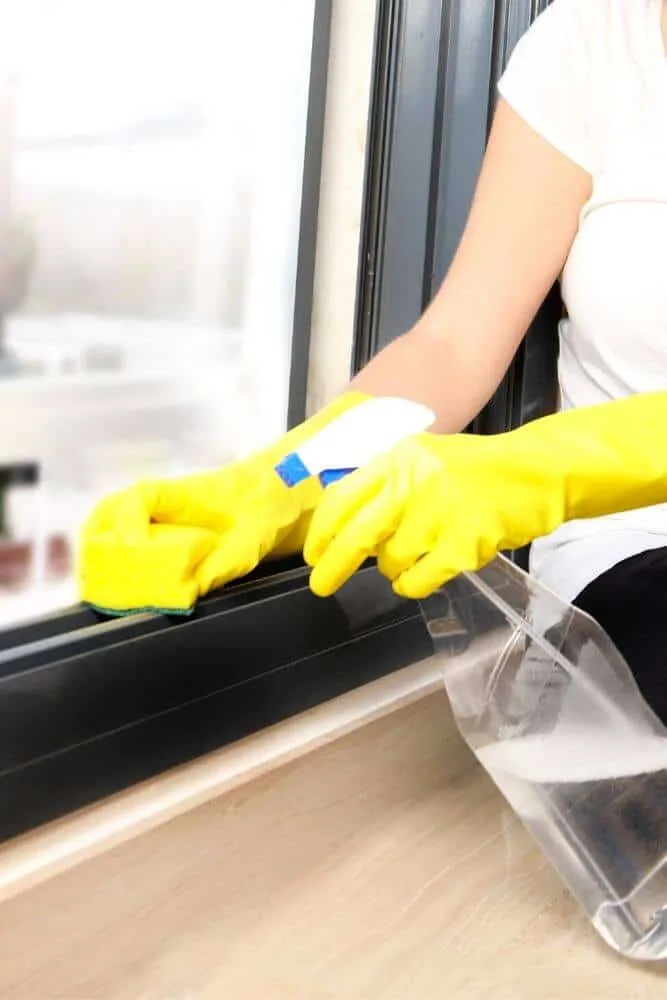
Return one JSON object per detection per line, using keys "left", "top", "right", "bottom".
{"left": 0, "top": 0, "right": 316, "bottom": 624}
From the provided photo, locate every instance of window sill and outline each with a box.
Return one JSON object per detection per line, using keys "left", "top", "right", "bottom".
{"left": 0, "top": 561, "right": 434, "bottom": 845}
{"left": 0, "top": 655, "right": 446, "bottom": 905}
{"left": 0, "top": 689, "right": 632, "bottom": 997}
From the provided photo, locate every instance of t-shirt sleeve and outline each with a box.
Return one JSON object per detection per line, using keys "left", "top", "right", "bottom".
{"left": 497, "top": 0, "right": 595, "bottom": 173}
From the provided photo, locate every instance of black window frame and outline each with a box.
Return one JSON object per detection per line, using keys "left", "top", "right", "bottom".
{"left": 0, "top": 0, "right": 558, "bottom": 842}
{"left": 355, "top": 0, "right": 560, "bottom": 435}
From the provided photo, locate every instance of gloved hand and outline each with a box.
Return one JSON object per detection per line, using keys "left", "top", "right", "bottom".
{"left": 304, "top": 391, "right": 667, "bottom": 599}
{"left": 79, "top": 391, "right": 369, "bottom": 615}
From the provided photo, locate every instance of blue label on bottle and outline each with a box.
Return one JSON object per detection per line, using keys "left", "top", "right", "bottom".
{"left": 274, "top": 453, "right": 311, "bottom": 488}
{"left": 319, "top": 467, "right": 357, "bottom": 488}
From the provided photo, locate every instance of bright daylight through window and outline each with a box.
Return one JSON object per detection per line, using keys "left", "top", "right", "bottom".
{"left": 0, "top": 0, "right": 319, "bottom": 627}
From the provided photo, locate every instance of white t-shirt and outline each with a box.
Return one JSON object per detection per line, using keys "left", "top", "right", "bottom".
{"left": 497, "top": 0, "right": 667, "bottom": 601}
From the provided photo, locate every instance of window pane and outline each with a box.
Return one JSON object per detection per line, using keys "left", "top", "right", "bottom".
{"left": 0, "top": 0, "right": 318, "bottom": 626}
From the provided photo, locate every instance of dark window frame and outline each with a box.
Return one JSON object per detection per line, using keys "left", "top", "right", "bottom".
{"left": 0, "top": 560, "right": 431, "bottom": 841}
{"left": 354, "top": 0, "right": 560, "bottom": 436}
{"left": 288, "top": 0, "right": 336, "bottom": 427}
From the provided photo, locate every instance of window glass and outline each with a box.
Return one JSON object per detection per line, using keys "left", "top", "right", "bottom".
{"left": 0, "top": 0, "right": 318, "bottom": 625}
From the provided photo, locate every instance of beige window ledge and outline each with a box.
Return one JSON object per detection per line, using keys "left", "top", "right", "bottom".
{"left": 0, "top": 655, "right": 448, "bottom": 905}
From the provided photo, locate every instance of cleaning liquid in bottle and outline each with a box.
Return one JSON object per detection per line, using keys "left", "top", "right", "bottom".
{"left": 422, "top": 556, "right": 667, "bottom": 961}
{"left": 478, "top": 728, "right": 667, "bottom": 958}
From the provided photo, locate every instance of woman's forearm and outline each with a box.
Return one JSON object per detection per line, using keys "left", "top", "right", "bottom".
{"left": 349, "top": 324, "right": 507, "bottom": 434}
{"left": 348, "top": 100, "right": 591, "bottom": 434}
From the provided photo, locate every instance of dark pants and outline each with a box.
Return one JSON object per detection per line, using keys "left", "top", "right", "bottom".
{"left": 574, "top": 548, "right": 667, "bottom": 726}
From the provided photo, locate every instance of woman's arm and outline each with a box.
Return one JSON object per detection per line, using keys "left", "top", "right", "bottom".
{"left": 350, "top": 99, "right": 592, "bottom": 433}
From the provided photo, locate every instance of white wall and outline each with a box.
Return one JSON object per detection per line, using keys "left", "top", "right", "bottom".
{"left": 306, "top": 0, "right": 376, "bottom": 415}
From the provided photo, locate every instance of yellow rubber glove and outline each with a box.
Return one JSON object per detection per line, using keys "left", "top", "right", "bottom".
{"left": 79, "top": 392, "right": 368, "bottom": 615}
{"left": 304, "top": 391, "right": 667, "bottom": 599}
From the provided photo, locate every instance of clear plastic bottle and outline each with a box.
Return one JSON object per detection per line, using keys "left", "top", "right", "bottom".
{"left": 422, "top": 555, "right": 667, "bottom": 962}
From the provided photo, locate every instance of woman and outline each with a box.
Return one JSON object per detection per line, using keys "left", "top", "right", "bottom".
{"left": 82, "top": 0, "right": 667, "bottom": 720}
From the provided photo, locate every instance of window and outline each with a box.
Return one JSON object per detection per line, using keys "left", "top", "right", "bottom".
{"left": 0, "top": 0, "right": 324, "bottom": 627}
{"left": 0, "top": 0, "right": 561, "bottom": 844}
